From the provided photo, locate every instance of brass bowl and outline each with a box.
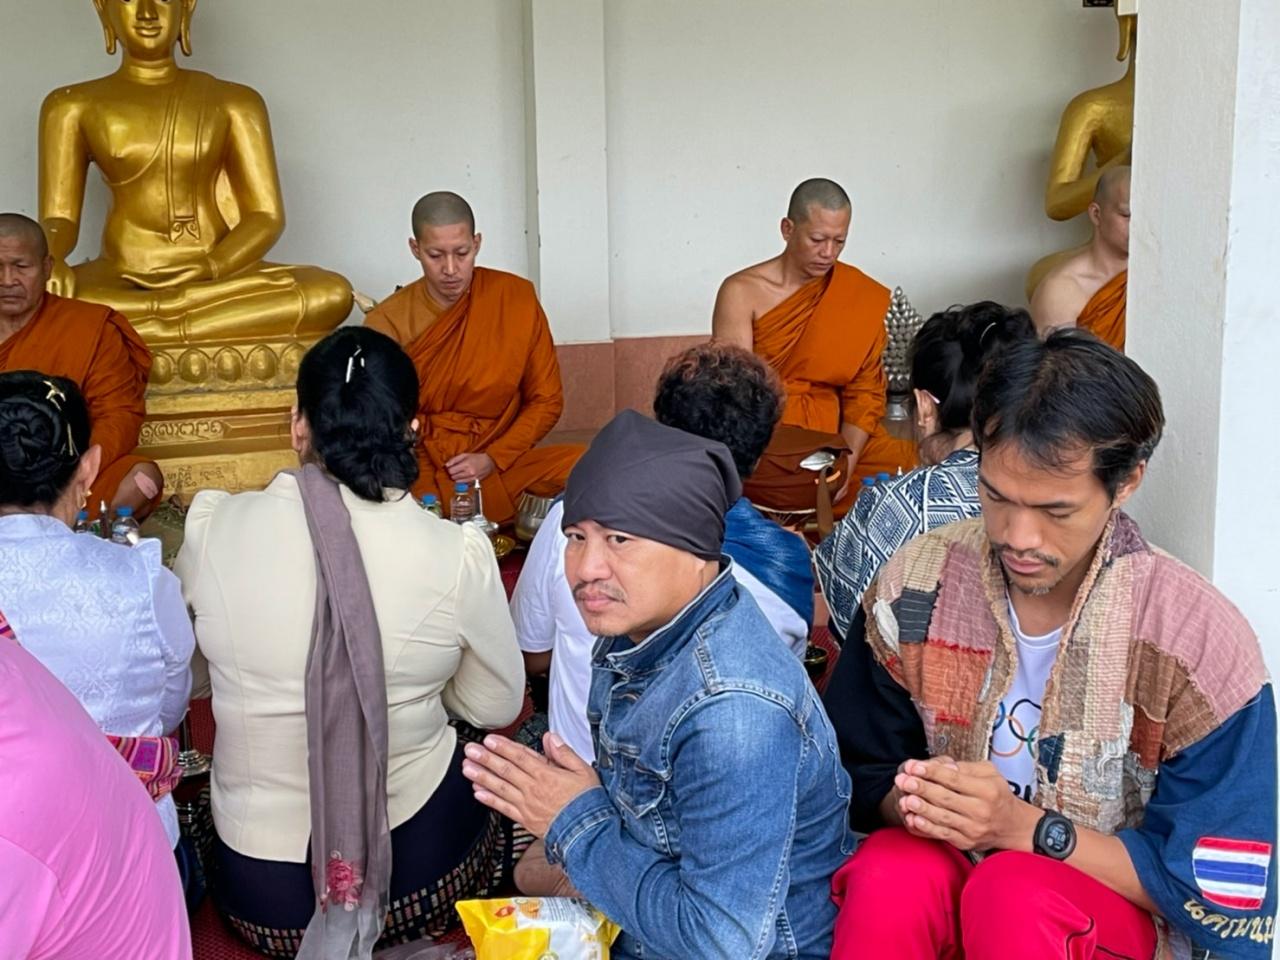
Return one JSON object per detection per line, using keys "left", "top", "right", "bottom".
{"left": 514, "top": 492, "right": 555, "bottom": 543}
{"left": 493, "top": 534, "right": 515, "bottom": 560}
{"left": 804, "top": 643, "right": 829, "bottom": 684}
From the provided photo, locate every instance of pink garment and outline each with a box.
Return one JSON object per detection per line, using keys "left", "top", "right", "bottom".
{"left": 0, "top": 636, "right": 191, "bottom": 959}
{"left": 831, "top": 828, "right": 1157, "bottom": 959}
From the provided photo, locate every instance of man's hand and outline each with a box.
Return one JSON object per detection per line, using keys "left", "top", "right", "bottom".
{"left": 446, "top": 452, "right": 496, "bottom": 484}
{"left": 894, "top": 758, "right": 1041, "bottom": 853}
{"left": 879, "top": 756, "right": 956, "bottom": 831}
{"left": 462, "top": 733, "right": 600, "bottom": 838}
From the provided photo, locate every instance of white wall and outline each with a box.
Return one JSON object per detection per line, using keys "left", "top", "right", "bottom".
{"left": 1126, "top": 1, "right": 1239, "bottom": 575}
{"left": 524, "top": 0, "right": 613, "bottom": 344}
{"left": 0, "top": 0, "right": 529, "bottom": 316}
{"left": 1213, "top": 0, "right": 1280, "bottom": 657}
{"left": 1129, "top": 0, "right": 1280, "bottom": 668}
{"left": 603, "top": 0, "right": 1120, "bottom": 337}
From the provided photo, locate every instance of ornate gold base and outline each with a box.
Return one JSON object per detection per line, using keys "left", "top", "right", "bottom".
{"left": 135, "top": 334, "right": 324, "bottom": 502}
{"left": 138, "top": 385, "right": 298, "bottom": 502}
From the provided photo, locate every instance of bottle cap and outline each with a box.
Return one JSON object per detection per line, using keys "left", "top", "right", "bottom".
{"left": 876, "top": 472, "right": 892, "bottom": 483}
{"left": 116, "top": 507, "right": 133, "bottom": 517}
{"left": 76, "top": 510, "right": 89, "bottom": 521}
{"left": 422, "top": 493, "right": 437, "bottom": 504}
{"left": 454, "top": 482, "right": 469, "bottom": 493}
{"left": 861, "top": 476, "right": 876, "bottom": 486}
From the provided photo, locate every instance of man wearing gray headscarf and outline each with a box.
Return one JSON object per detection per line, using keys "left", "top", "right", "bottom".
{"left": 462, "top": 409, "right": 853, "bottom": 959}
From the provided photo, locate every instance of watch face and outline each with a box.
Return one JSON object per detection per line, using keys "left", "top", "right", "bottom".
{"left": 1044, "top": 819, "right": 1072, "bottom": 853}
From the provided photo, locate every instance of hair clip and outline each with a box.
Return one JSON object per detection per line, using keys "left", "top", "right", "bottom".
{"left": 42, "top": 380, "right": 65, "bottom": 410}
{"left": 41, "top": 381, "right": 77, "bottom": 457}
{"left": 979, "top": 321, "right": 999, "bottom": 346}
{"left": 344, "top": 346, "right": 366, "bottom": 384}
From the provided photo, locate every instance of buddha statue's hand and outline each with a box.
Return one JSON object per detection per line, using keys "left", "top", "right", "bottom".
{"left": 47, "top": 259, "right": 77, "bottom": 298}
{"left": 121, "top": 257, "right": 214, "bottom": 290}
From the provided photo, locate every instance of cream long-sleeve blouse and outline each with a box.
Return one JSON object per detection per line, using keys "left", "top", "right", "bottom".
{"left": 174, "top": 472, "right": 524, "bottom": 863}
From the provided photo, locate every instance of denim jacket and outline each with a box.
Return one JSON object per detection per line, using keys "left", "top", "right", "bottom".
{"left": 545, "top": 561, "right": 853, "bottom": 959}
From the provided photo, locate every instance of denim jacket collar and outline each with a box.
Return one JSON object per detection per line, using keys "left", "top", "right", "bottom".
{"left": 596, "top": 558, "right": 735, "bottom": 680}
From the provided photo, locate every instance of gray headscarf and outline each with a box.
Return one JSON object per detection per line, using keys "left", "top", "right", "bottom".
{"left": 561, "top": 409, "right": 740, "bottom": 560}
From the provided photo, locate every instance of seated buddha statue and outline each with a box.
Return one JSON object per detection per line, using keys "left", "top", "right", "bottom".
{"left": 38, "top": 0, "right": 352, "bottom": 357}
{"left": 1026, "top": 8, "right": 1135, "bottom": 299}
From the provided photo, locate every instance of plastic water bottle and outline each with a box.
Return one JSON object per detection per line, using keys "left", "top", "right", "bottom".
{"left": 109, "top": 506, "right": 142, "bottom": 546}
{"left": 420, "top": 493, "right": 443, "bottom": 518}
{"left": 73, "top": 509, "right": 102, "bottom": 537}
{"left": 449, "top": 482, "right": 475, "bottom": 525}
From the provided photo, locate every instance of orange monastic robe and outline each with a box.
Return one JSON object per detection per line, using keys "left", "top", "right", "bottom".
{"left": 0, "top": 293, "right": 155, "bottom": 515}
{"left": 753, "top": 263, "right": 916, "bottom": 502}
{"left": 365, "top": 268, "right": 581, "bottom": 524}
{"left": 1078, "top": 269, "right": 1127, "bottom": 352}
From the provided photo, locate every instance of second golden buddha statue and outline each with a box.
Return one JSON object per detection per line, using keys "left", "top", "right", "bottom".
{"left": 1027, "top": 9, "right": 1135, "bottom": 298}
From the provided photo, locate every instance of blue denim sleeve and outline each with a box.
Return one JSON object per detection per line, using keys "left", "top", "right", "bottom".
{"left": 1117, "top": 685, "right": 1277, "bottom": 958}
{"left": 545, "top": 692, "right": 807, "bottom": 958}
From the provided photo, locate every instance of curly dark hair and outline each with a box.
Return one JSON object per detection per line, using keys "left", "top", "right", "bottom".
{"left": 652, "top": 341, "right": 784, "bottom": 480}
{"left": 295, "top": 327, "right": 420, "bottom": 502}
{"left": 972, "top": 328, "right": 1164, "bottom": 499}
{"left": 0, "top": 370, "right": 91, "bottom": 508}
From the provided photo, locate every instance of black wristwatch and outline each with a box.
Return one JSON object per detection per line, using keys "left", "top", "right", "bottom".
{"left": 1033, "top": 810, "right": 1077, "bottom": 860}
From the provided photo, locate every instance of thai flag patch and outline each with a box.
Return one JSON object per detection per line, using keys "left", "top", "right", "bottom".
{"left": 1192, "top": 837, "right": 1272, "bottom": 911}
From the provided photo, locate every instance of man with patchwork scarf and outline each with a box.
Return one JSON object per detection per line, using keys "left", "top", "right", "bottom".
{"left": 824, "top": 330, "right": 1276, "bottom": 959}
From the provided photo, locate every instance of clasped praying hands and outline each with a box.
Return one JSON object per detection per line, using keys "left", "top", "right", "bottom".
{"left": 462, "top": 732, "right": 601, "bottom": 838}
{"left": 893, "top": 757, "right": 1042, "bottom": 854}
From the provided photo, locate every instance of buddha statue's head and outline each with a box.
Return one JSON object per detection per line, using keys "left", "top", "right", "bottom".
{"left": 94, "top": 0, "right": 198, "bottom": 60}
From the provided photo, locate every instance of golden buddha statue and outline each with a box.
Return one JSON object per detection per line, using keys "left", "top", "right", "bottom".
{"left": 1027, "top": 9, "right": 1135, "bottom": 299}
{"left": 38, "top": 0, "right": 353, "bottom": 496}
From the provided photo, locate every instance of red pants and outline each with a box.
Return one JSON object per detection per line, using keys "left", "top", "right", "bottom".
{"left": 831, "top": 828, "right": 1157, "bottom": 959}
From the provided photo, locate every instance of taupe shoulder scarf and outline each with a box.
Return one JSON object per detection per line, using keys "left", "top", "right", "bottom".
{"left": 293, "top": 464, "right": 392, "bottom": 960}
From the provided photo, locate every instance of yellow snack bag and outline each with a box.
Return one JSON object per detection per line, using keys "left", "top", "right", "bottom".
{"left": 456, "top": 897, "right": 620, "bottom": 960}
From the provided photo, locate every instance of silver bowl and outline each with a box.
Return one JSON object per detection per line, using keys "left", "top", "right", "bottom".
{"left": 515, "top": 492, "right": 555, "bottom": 543}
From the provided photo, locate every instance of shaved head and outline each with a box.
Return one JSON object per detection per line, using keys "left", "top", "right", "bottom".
{"left": 411, "top": 191, "right": 475, "bottom": 238}
{"left": 0, "top": 214, "right": 48, "bottom": 260}
{"left": 1094, "top": 165, "right": 1131, "bottom": 209}
{"left": 786, "top": 178, "right": 851, "bottom": 224}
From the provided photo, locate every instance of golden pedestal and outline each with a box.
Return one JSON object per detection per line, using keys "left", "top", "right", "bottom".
{"left": 137, "top": 335, "right": 315, "bottom": 502}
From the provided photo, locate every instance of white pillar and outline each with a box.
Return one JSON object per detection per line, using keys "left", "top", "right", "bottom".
{"left": 1128, "top": 0, "right": 1280, "bottom": 662}
{"left": 521, "top": 0, "right": 612, "bottom": 344}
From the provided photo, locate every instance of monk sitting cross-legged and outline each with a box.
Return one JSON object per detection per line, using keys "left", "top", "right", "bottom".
{"left": 365, "top": 192, "right": 581, "bottom": 524}
{"left": 1031, "top": 165, "right": 1130, "bottom": 350}
{"left": 0, "top": 214, "right": 161, "bottom": 520}
{"left": 713, "top": 178, "right": 916, "bottom": 510}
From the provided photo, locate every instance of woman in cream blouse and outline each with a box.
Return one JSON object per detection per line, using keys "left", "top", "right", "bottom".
{"left": 175, "top": 327, "right": 524, "bottom": 955}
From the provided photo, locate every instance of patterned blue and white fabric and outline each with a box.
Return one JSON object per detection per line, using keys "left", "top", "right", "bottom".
{"left": 0, "top": 514, "right": 195, "bottom": 846}
{"left": 814, "top": 449, "right": 980, "bottom": 639}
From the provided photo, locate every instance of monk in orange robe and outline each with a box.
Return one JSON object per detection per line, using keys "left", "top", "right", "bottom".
{"left": 0, "top": 214, "right": 161, "bottom": 519}
{"left": 713, "top": 178, "right": 915, "bottom": 509}
{"left": 1076, "top": 269, "right": 1126, "bottom": 351}
{"left": 1031, "top": 166, "right": 1129, "bottom": 351}
{"left": 365, "top": 192, "right": 580, "bottom": 524}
